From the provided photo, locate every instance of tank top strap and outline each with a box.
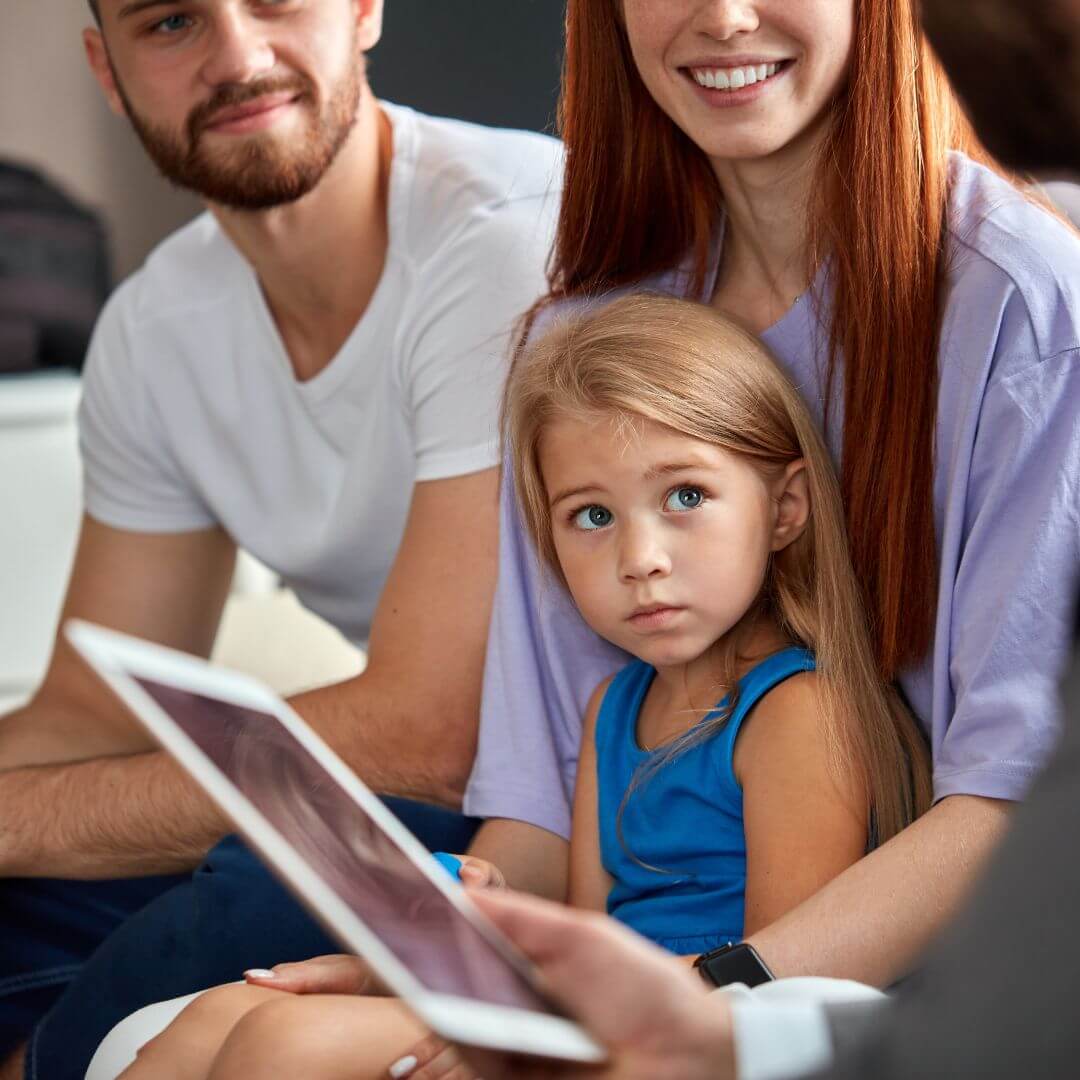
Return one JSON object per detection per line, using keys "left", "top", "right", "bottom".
{"left": 730, "top": 646, "right": 816, "bottom": 725}
{"left": 594, "top": 659, "right": 655, "bottom": 760}
{"left": 708, "top": 647, "right": 817, "bottom": 777}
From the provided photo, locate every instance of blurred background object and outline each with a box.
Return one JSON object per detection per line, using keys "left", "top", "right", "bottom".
{"left": 0, "top": 1, "right": 564, "bottom": 705}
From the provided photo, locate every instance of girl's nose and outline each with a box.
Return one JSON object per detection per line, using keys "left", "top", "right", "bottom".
{"left": 617, "top": 526, "right": 673, "bottom": 582}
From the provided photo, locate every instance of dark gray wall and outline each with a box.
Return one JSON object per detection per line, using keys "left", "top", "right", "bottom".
{"left": 369, "top": 0, "right": 565, "bottom": 134}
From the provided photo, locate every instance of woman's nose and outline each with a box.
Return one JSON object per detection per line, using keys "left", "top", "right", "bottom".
{"left": 692, "top": 0, "right": 760, "bottom": 42}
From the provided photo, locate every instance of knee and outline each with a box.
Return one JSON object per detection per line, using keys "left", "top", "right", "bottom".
{"left": 123, "top": 984, "right": 282, "bottom": 1079}
{"left": 208, "top": 997, "right": 320, "bottom": 1078}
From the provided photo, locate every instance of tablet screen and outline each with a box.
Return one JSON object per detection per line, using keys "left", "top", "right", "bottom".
{"left": 134, "top": 676, "right": 558, "bottom": 1015}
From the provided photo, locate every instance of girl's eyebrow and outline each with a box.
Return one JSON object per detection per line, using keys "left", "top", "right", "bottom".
{"left": 548, "top": 483, "right": 604, "bottom": 509}
{"left": 642, "top": 458, "right": 714, "bottom": 480}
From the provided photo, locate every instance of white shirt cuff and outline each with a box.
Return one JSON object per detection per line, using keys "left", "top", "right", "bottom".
{"left": 730, "top": 999, "right": 833, "bottom": 1080}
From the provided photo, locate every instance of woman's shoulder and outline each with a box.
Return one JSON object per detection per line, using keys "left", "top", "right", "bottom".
{"left": 945, "top": 153, "right": 1080, "bottom": 369}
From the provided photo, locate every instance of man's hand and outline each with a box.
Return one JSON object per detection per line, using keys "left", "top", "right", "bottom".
{"left": 243, "top": 954, "right": 388, "bottom": 996}
{"left": 409, "top": 890, "right": 736, "bottom": 1080}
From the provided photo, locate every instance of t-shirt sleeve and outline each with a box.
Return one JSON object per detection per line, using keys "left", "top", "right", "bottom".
{"left": 933, "top": 344, "right": 1080, "bottom": 802}
{"left": 464, "top": 462, "right": 626, "bottom": 839}
{"left": 398, "top": 195, "right": 554, "bottom": 483}
{"left": 79, "top": 284, "right": 217, "bottom": 533}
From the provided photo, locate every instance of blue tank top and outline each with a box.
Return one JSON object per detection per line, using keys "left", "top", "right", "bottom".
{"left": 595, "top": 647, "right": 815, "bottom": 955}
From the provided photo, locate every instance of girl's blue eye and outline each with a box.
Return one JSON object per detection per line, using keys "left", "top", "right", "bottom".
{"left": 573, "top": 505, "right": 613, "bottom": 531}
{"left": 665, "top": 486, "right": 704, "bottom": 512}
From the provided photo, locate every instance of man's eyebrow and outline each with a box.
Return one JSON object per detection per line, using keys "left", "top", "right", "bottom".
{"left": 117, "top": 0, "right": 183, "bottom": 21}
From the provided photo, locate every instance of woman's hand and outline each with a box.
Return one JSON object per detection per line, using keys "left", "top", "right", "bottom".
{"left": 392, "top": 890, "right": 737, "bottom": 1080}
{"left": 386, "top": 1034, "right": 480, "bottom": 1080}
{"left": 243, "top": 953, "right": 388, "bottom": 996}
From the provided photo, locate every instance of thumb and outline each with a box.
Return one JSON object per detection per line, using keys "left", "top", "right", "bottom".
{"left": 244, "top": 954, "right": 374, "bottom": 995}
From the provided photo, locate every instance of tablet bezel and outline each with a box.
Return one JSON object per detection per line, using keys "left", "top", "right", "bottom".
{"left": 65, "top": 619, "right": 605, "bottom": 1064}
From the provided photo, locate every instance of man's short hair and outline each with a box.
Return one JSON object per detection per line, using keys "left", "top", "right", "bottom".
{"left": 88, "top": 0, "right": 100, "bottom": 22}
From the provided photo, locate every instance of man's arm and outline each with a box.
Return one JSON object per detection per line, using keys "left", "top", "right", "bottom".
{"left": 0, "top": 468, "right": 497, "bottom": 879}
{"left": 288, "top": 468, "right": 498, "bottom": 809}
{"left": 746, "top": 793, "right": 1010, "bottom": 986}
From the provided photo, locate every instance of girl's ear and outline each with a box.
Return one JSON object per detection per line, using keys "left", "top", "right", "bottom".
{"left": 770, "top": 459, "right": 810, "bottom": 552}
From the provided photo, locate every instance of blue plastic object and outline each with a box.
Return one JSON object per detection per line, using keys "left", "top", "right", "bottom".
{"left": 432, "top": 852, "right": 463, "bottom": 881}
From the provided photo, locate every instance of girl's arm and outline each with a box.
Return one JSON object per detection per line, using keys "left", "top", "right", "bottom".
{"left": 567, "top": 678, "right": 616, "bottom": 912}
{"left": 734, "top": 671, "right": 868, "bottom": 937}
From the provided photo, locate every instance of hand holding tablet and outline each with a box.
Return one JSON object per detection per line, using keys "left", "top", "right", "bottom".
{"left": 65, "top": 619, "right": 605, "bottom": 1066}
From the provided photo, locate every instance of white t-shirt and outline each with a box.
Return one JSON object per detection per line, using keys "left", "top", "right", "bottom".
{"left": 79, "top": 103, "right": 562, "bottom": 645}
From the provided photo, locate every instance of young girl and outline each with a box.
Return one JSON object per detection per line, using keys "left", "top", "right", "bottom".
{"left": 115, "top": 294, "right": 929, "bottom": 1080}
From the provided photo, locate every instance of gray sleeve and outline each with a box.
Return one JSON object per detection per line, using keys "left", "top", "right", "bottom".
{"left": 806, "top": 636, "right": 1080, "bottom": 1080}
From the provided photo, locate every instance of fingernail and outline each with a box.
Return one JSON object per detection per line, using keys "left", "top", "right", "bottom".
{"left": 244, "top": 969, "right": 277, "bottom": 979}
{"left": 389, "top": 1055, "right": 418, "bottom": 1078}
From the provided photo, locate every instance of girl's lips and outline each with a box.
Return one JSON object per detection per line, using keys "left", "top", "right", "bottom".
{"left": 628, "top": 606, "right": 685, "bottom": 631}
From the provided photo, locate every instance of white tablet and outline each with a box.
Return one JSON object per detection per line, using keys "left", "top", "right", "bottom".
{"left": 65, "top": 619, "right": 604, "bottom": 1065}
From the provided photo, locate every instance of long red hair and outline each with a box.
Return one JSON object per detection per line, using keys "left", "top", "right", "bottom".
{"left": 546, "top": 0, "right": 993, "bottom": 679}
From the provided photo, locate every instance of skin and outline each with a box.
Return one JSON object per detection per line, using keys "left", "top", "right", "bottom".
{"left": 541, "top": 413, "right": 865, "bottom": 939}
{"left": 623, "top": 0, "right": 855, "bottom": 332}
{"left": 146, "top": 413, "right": 865, "bottom": 1080}
{"left": 0, "top": 2, "right": 497, "bottom": 1074}
{"left": 392, "top": 0, "right": 1015, "bottom": 1073}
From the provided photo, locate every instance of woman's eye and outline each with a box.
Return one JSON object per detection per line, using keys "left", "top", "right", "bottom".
{"left": 665, "top": 486, "right": 704, "bottom": 512}
{"left": 572, "top": 505, "right": 614, "bottom": 531}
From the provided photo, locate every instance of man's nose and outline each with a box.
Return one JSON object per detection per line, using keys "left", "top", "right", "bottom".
{"left": 617, "top": 522, "right": 673, "bottom": 583}
{"left": 200, "top": 9, "right": 277, "bottom": 87}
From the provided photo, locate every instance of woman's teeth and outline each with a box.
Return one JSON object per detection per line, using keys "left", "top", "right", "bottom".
{"left": 691, "top": 62, "right": 781, "bottom": 91}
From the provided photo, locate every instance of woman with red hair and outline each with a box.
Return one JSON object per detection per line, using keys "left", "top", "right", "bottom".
{"left": 461, "top": 0, "right": 1080, "bottom": 994}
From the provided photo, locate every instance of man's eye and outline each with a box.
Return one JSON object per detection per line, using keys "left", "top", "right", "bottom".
{"left": 151, "top": 14, "right": 193, "bottom": 34}
{"left": 572, "top": 505, "right": 614, "bottom": 531}
{"left": 664, "top": 486, "right": 704, "bottom": 512}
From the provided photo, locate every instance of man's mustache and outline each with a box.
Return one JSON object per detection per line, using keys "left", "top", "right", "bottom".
{"left": 187, "top": 76, "right": 315, "bottom": 142}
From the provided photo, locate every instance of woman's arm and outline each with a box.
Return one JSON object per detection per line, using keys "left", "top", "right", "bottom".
{"left": 745, "top": 792, "right": 1009, "bottom": 985}
{"left": 735, "top": 672, "right": 868, "bottom": 937}
{"left": 567, "top": 680, "right": 616, "bottom": 912}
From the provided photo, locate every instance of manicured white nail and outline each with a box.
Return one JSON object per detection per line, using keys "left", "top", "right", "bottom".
{"left": 389, "top": 1055, "right": 419, "bottom": 1078}
{"left": 244, "top": 968, "right": 276, "bottom": 979}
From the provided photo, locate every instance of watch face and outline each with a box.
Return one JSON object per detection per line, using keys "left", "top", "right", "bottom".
{"left": 701, "top": 944, "right": 774, "bottom": 988}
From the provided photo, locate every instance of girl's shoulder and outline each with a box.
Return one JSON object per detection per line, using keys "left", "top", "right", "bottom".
{"left": 945, "top": 154, "right": 1080, "bottom": 371}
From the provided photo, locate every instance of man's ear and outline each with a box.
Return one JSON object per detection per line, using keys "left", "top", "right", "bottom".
{"left": 355, "top": 0, "right": 385, "bottom": 52}
{"left": 770, "top": 459, "right": 810, "bottom": 552}
{"left": 84, "top": 28, "right": 127, "bottom": 118}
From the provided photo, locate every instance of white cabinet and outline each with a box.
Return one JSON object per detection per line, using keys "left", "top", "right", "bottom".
{"left": 0, "top": 373, "right": 82, "bottom": 712}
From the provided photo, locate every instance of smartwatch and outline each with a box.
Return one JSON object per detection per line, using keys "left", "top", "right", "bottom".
{"left": 693, "top": 942, "right": 775, "bottom": 988}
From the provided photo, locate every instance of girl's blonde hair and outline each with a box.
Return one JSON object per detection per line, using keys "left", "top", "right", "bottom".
{"left": 505, "top": 294, "right": 932, "bottom": 844}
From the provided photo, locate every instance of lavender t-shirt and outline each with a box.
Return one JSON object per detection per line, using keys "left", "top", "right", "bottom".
{"left": 465, "top": 154, "right": 1080, "bottom": 840}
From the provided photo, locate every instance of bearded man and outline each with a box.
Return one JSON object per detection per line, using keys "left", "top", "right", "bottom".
{"left": 0, "top": 2, "right": 560, "bottom": 1078}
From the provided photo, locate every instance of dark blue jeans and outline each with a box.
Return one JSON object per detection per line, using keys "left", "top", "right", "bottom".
{"left": 0, "top": 799, "right": 479, "bottom": 1080}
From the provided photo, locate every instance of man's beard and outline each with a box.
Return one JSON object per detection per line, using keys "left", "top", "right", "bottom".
{"left": 113, "top": 59, "right": 362, "bottom": 211}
